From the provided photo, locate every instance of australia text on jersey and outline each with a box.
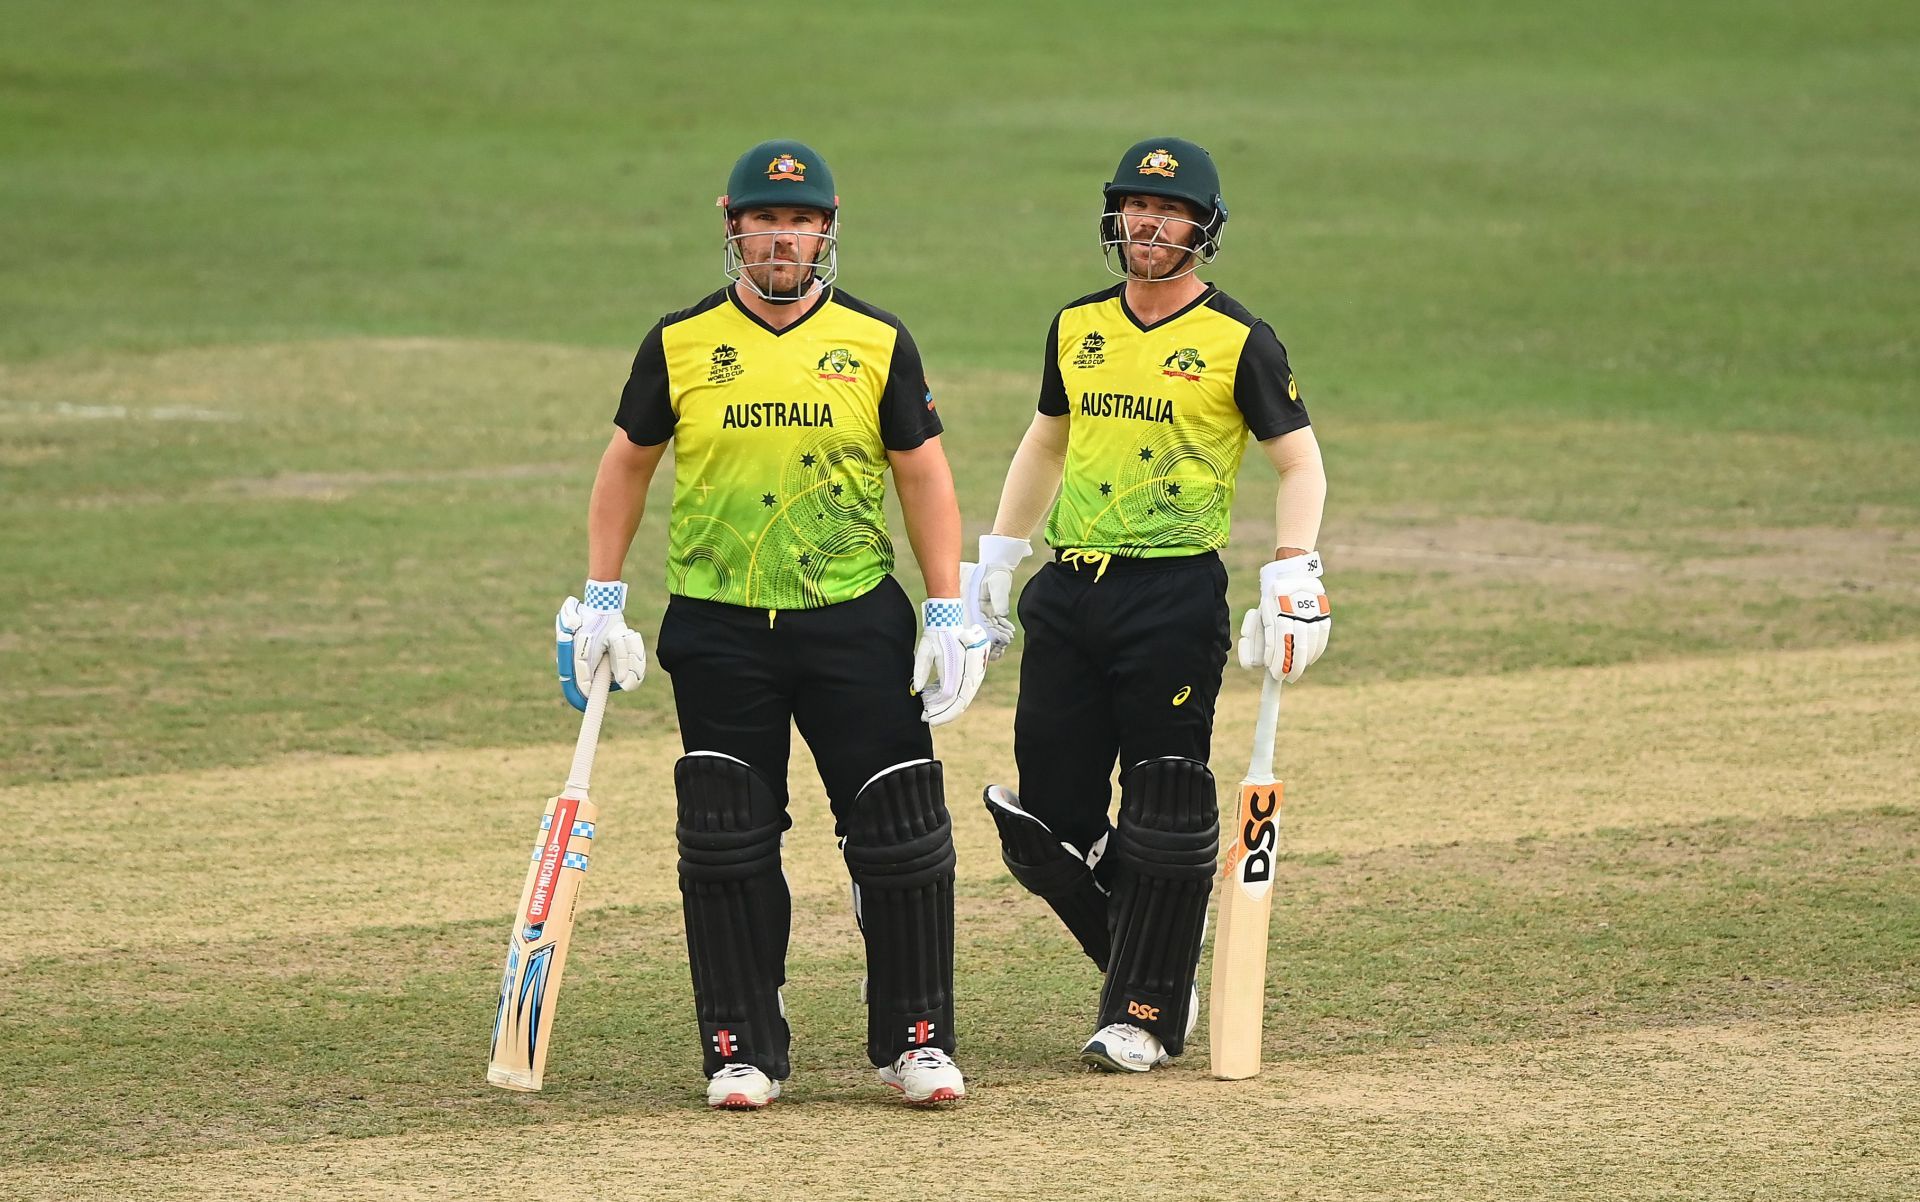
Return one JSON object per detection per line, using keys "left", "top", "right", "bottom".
{"left": 721, "top": 402, "right": 836, "bottom": 429}
{"left": 1079, "top": 391, "right": 1176, "bottom": 424}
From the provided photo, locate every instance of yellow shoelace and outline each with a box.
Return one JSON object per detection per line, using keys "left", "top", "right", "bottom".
{"left": 1059, "top": 549, "right": 1113, "bottom": 581}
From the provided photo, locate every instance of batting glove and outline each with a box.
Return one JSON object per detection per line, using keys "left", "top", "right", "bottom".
{"left": 913, "top": 597, "right": 989, "bottom": 726}
{"left": 555, "top": 579, "right": 646, "bottom": 711}
{"left": 1238, "top": 552, "right": 1331, "bottom": 683}
{"left": 964, "top": 534, "right": 1031, "bottom": 661}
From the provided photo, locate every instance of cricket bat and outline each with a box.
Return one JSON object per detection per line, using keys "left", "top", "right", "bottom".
{"left": 1209, "top": 673, "right": 1284, "bottom": 1080}
{"left": 487, "top": 659, "right": 612, "bottom": 1091}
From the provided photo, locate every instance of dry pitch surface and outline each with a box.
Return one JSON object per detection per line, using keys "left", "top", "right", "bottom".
{"left": 5, "top": 642, "right": 1916, "bottom": 1201}
{"left": 19, "top": 1013, "right": 1917, "bottom": 1201}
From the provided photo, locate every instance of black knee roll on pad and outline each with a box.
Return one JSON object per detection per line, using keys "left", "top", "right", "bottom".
{"left": 842, "top": 759, "right": 957, "bottom": 1067}
{"left": 984, "top": 786, "right": 1112, "bottom": 971}
{"left": 1099, "top": 756, "right": 1220, "bottom": 1055}
{"left": 676, "top": 752, "right": 793, "bottom": 1079}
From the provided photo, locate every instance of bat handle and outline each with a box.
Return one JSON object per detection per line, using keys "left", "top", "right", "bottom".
{"left": 1247, "top": 674, "right": 1283, "bottom": 785}
{"left": 563, "top": 659, "right": 614, "bottom": 798}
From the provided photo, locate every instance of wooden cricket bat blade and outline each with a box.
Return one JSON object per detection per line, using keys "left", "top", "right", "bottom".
{"left": 487, "top": 791, "right": 598, "bottom": 1091}
{"left": 1209, "top": 777, "right": 1280, "bottom": 1079}
{"left": 487, "top": 663, "right": 610, "bottom": 1091}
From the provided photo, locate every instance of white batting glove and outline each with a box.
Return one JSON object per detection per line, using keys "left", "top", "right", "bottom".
{"left": 964, "top": 535, "right": 1031, "bottom": 661}
{"left": 913, "top": 597, "right": 989, "bottom": 726}
{"left": 555, "top": 579, "right": 646, "bottom": 711}
{"left": 1237, "top": 552, "right": 1331, "bottom": 683}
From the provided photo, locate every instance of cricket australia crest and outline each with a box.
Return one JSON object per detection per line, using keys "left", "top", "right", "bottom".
{"left": 816, "top": 348, "right": 861, "bottom": 381}
{"left": 1161, "top": 347, "right": 1206, "bottom": 380}
{"left": 1136, "top": 149, "right": 1180, "bottom": 177}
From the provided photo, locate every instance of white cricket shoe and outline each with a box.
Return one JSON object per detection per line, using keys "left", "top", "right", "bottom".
{"left": 1081, "top": 985, "right": 1200, "bottom": 1073}
{"left": 707, "top": 1063, "right": 780, "bottom": 1110}
{"left": 1081, "top": 1023, "right": 1169, "bottom": 1072}
{"left": 878, "top": 1047, "right": 967, "bottom": 1105}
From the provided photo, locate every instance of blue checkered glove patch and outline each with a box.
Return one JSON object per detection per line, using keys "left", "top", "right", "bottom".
{"left": 923, "top": 598, "right": 964, "bottom": 628}
{"left": 584, "top": 579, "right": 627, "bottom": 612}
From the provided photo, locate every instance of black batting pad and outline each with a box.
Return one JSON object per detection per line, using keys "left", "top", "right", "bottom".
{"left": 1098, "top": 756, "right": 1220, "bottom": 1054}
{"left": 843, "top": 759, "right": 957, "bottom": 1067}
{"left": 984, "top": 785, "right": 1113, "bottom": 971}
{"left": 676, "top": 752, "right": 793, "bottom": 1080}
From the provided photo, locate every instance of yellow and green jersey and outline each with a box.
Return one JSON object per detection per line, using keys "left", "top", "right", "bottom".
{"left": 615, "top": 286, "right": 941, "bottom": 609}
{"left": 1038, "top": 283, "right": 1308, "bottom": 557}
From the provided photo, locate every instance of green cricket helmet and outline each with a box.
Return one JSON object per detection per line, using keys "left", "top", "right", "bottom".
{"left": 1099, "top": 136, "right": 1228, "bottom": 280}
{"left": 719, "top": 139, "right": 840, "bottom": 299}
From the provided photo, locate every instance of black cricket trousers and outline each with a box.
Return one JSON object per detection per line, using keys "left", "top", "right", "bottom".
{"left": 1013, "top": 550, "right": 1233, "bottom": 855}
{"left": 655, "top": 574, "right": 934, "bottom": 830}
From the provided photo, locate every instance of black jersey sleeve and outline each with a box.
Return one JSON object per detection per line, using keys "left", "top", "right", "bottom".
{"left": 613, "top": 320, "right": 674, "bottom": 445}
{"left": 1234, "top": 321, "right": 1311, "bottom": 440}
{"left": 878, "top": 322, "right": 944, "bottom": 451}
{"left": 1037, "top": 312, "right": 1068, "bottom": 416}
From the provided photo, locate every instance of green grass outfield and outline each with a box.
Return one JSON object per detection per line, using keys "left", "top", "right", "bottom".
{"left": 1, "top": 2, "right": 1917, "bottom": 1198}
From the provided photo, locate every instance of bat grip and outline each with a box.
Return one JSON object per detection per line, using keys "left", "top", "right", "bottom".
{"left": 563, "top": 659, "right": 613, "bottom": 797}
{"left": 1246, "top": 674, "right": 1283, "bottom": 785}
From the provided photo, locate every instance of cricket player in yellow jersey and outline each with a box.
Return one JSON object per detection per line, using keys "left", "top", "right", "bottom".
{"left": 555, "top": 140, "right": 986, "bottom": 1109}
{"left": 967, "top": 137, "right": 1331, "bottom": 1072}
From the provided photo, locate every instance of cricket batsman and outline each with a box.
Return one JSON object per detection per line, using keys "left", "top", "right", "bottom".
{"left": 556, "top": 140, "right": 986, "bottom": 1108}
{"left": 970, "top": 137, "right": 1331, "bottom": 1072}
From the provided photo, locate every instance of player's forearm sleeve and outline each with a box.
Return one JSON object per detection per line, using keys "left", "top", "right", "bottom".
{"left": 1261, "top": 426, "right": 1326, "bottom": 554}
{"left": 991, "top": 414, "right": 1069, "bottom": 539}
